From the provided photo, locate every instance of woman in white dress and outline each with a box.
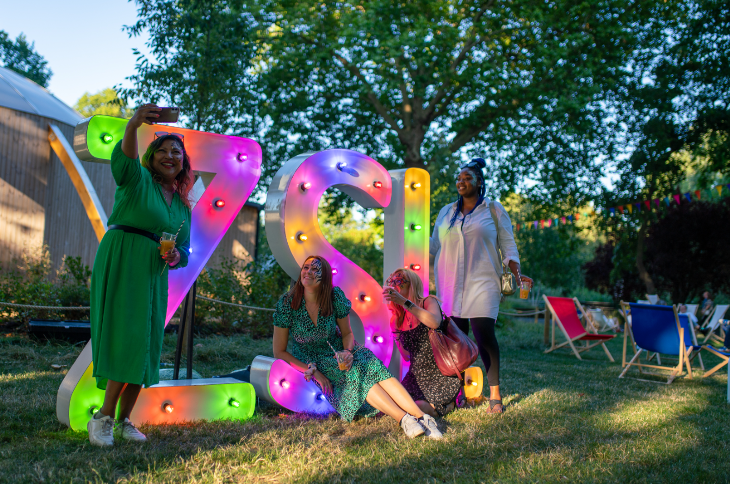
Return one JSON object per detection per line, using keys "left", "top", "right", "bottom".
{"left": 430, "top": 158, "right": 532, "bottom": 414}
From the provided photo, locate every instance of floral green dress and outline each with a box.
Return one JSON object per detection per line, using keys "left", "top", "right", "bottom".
{"left": 273, "top": 287, "right": 392, "bottom": 421}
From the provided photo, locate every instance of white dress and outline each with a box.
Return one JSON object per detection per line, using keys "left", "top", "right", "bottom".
{"left": 430, "top": 199, "right": 520, "bottom": 319}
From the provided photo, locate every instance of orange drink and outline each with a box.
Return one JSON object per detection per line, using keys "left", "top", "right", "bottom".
{"left": 519, "top": 280, "right": 532, "bottom": 299}
{"left": 159, "top": 232, "right": 176, "bottom": 256}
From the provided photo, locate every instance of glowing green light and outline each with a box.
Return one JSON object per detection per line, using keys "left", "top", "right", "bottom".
{"left": 101, "top": 133, "right": 114, "bottom": 144}
{"left": 410, "top": 224, "right": 422, "bottom": 231}
{"left": 229, "top": 398, "right": 240, "bottom": 408}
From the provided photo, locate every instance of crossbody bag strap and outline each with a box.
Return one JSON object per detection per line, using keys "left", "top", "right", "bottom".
{"left": 489, "top": 201, "right": 505, "bottom": 276}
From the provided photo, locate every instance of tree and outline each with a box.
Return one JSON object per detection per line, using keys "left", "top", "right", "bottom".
{"left": 74, "top": 88, "right": 131, "bottom": 118}
{"left": 258, "top": 0, "right": 672, "bottom": 211}
{"left": 0, "top": 31, "right": 52, "bottom": 87}
{"left": 605, "top": 0, "right": 730, "bottom": 294}
{"left": 119, "top": 0, "right": 258, "bottom": 133}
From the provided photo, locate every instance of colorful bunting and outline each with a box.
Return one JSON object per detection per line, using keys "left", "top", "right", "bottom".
{"left": 609, "top": 208, "right": 615, "bottom": 216}
{"left": 673, "top": 194, "right": 681, "bottom": 205}
{"left": 695, "top": 190, "right": 701, "bottom": 200}
{"left": 627, "top": 205, "right": 633, "bottom": 214}
{"left": 684, "top": 192, "right": 691, "bottom": 202}
{"left": 716, "top": 185, "right": 723, "bottom": 196}
{"left": 654, "top": 199, "right": 661, "bottom": 208}
{"left": 644, "top": 200, "right": 651, "bottom": 210}
{"left": 617, "top": 206, "right": 624, "bottom": 214}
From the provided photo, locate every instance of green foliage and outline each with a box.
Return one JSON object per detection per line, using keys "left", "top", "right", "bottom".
{"left": 258, "top": 0, "right": 663, "bottom": 209}
{"left": 73, "top": 88, "right": 131, "bottom": 118}
{"left": 120, "top": 0, "right": 258, "bottom": 133}
{"left": 0, "top": 247, "right": 91, "bottom": 325}
{"left": 321, "top": 209, "right": 384, "bottom": 283}
{"left": 0, "top": 31, "right": 52, "bottom": 87}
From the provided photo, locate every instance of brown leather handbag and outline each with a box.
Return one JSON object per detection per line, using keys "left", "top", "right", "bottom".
{"left": 429, "top": 311, "right": 479, "bottom": 380}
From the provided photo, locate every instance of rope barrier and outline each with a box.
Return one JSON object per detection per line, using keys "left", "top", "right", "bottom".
{"left": 500, "top": 310, "right": 545, "bottom": 317}
{"left": 195, "top": 295, "right": 275, "bottom": 312}
{"left": 0, "top": 301, "right": 90, "bottom": 310}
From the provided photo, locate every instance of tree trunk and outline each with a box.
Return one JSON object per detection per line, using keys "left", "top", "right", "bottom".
{"left": 635, "top": 220, "right": 657, "bottom": 296}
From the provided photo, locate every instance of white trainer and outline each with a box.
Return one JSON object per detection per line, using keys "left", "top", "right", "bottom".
{"left": 116, "top": 418, "right": 147, "bottom": 442}
{"left": 88, "top": 413, "right": 114, "bottom": 447}
{"left": 420, "top": 414, "right": 443, "bottom": 440}
{"left": 400, "top": 413, "right": 425, "bottom": 438}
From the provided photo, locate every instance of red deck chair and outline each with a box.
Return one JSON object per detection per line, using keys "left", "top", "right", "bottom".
{"left": 543, "top": 296, "right": 616, "bottom": 361}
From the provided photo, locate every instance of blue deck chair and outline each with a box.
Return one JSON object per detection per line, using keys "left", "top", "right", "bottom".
{"left": 619, "top": 303, "right": 697, "bottom": 384}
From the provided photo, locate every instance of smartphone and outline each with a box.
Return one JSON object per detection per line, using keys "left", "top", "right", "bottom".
{"left": 150, "top": 107, "right": 180, "bottom": 124}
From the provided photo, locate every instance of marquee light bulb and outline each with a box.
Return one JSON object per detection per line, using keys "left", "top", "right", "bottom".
{"left": 374, "top": 335, "right": 384, "bottom": 344}
{"left": 360, "top": 294, "right": 371, "bottom": 302}
{"left": 296, "top": 232, "right": 307, "bottom": 242}
{"left": 331, "top": 268, "right": 338, "bottom": 274}
{"left": 89, "top": 405, "right": 99, "bottom": 415}
{"left": 316, "top": 393, "right": 326, "bottom": 401}
{"left": 336, "top": 162, "right": 347, "bottom": 171}
{"left": 410, "top": 264, "right": 421, "bottom": 271}
{"left": 373, "top": 181, "right": 382, "bottom": 188}
{"left": 237, "top": 153, "right": 248, "bottom": 162}
{"left": 214, "top": 199, "right": 225, "bottom": 208}
{"left": 280, "top": 379, "right": 290, "bottom": 389}
{"left": 471, "top": 381, "right": 478, "bottom": 386}
{"left": 163, "top": 403, "right": 174, "bottom": 414}
{"left": 300, "top": 182, "right": 312, "bottom": 191}
{"left": 410, "top": 223, "right": 422, "bottom": 231}
{"left": 229, "top": 398, "right": 240, "bottom": 408}
{"left": 101, "top": 133, "right": 113, "bottom": 144}
{"left": 410, "top": 182, "right": 421, "bottom": 189}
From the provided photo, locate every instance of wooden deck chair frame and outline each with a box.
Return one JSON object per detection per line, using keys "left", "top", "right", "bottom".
{"left": 543, "top": 296, "right": 615, "bottom": 362}
{"left": 701, "top": 305, "right": 729, "bottom": 345}
{"left": 701, "top": 346, "right": 729, "bottom": 378}
{"left": 618, "top": 302, "right": 694, "bottom": 384}
{"left": 646, "top": 314, "right": 705, "bottom": 371}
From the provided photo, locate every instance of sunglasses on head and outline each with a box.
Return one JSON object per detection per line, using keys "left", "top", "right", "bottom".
{"left": 154, "top": 131, "right": 185, "bottom": 142}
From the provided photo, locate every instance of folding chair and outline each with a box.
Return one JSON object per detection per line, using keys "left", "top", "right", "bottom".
{"left": 701, "top": 345, "right": 729, "bottom": 378}
{"left": 701, "top": 305, "right": 729, "bottom": 345}
{"left": 586, "top": 308, "right": 618, "bottom": 333}
{"left": 543, "top": 296, "right": 616, "bottom": 361}
{"left": 619, "top": 303, "right": 697, "bottom": 384}
{"left": 646, "top": 294, "right": 659, "bottom": 304}
{"left": 685, "top": 304, "right": 698, "bottom": 316}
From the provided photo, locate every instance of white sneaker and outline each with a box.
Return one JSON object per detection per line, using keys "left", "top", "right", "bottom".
{"left": 88, "top": 413, "right": 114, "bottom": 447}
{"left": 420, "top": 414, "right": 443, "bottom": 440}
{"left": 116, "top": 418, "right": 147, "bottom": 442}
{"left": 400, "top": 413, "right": 425, "bottom": 438}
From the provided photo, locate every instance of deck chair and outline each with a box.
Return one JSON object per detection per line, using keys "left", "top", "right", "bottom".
{"left": 619, "top": 303, "right": 698, "bottom": 384}
{"left": 701, "top": 344, "right": 729, "bottom": 378}
{"left": 646, "top": 294, "right": 659, "bottom": 304}
{"left": 586, "top": 308, "right": 618, "bottom": 333}
{"left": 685, "top": 304, "right": 698, "bottom": 316}
{"left": 701, "top": 305, "right": 729, "bottom": 345}
{"left": 543, "top": 296, "right": 616, "bottom": 361}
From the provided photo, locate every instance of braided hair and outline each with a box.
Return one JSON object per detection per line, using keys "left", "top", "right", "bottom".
{"left": 448, "top": 158, "right": 487, "bottom": 230}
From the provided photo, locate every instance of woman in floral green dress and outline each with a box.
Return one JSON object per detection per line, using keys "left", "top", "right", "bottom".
{"left": 272, "top": 255, "right": 442, "bottom": 439}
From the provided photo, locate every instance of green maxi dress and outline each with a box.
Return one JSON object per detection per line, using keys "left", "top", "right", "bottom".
{"left": 90, "top": 141, "right": 191, "bottom": 390}
{"left": 273, "top": 287, "right": 393, "bottom": 421}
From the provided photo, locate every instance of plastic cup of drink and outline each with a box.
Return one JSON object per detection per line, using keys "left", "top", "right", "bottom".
{"left": 519, "top": 280, "right": 532, "bottom": 299}
{"left": 159, "top": 232, "right": 177, "bottom": 256}
{"left": 336, "top": 352, "right": 349, "bottom": 371}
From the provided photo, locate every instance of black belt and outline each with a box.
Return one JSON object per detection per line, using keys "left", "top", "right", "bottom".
{"left": 108, "top": 224, "right": 160, "bottom": 243}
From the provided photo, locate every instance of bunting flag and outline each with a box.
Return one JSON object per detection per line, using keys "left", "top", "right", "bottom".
{"left": 515, "top": 183, "right": 727, "bottom": 231}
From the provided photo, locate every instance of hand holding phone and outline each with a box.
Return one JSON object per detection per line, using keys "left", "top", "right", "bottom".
{"left": 148, "top": 107, "right": 180, "bottom": 124}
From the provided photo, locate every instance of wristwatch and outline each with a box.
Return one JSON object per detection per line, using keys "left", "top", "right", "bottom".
{"left": 404, "top": 299, "right": 415, "bottom": 310}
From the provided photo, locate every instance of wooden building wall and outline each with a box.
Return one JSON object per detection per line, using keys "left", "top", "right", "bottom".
{"left": 0, "top": 105, "right": 260, "bottom": 277}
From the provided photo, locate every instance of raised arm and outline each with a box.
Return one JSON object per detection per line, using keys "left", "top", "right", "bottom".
{"left": 121, "top": 104, "right": 160, "bottom": 160}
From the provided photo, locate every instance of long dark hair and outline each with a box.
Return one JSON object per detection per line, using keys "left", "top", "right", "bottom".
{"left": 287, "top": 255, "right": 335, "bottom": 318}
{"left": 141, "top": 135, "right": 195, "bottom": 209}
{"left": 448, "top": 157, "right": 487, "bottom": 230}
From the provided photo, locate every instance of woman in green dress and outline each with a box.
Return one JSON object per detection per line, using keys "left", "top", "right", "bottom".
{"left": 272, "top": 255, "right": 442, "bottom": 439}
{"left": 87, "top": 104, "right": 192, "bottom": 447}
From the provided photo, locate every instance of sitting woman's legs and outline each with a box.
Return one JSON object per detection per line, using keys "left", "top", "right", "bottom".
{"left": 366, "top": 378, "right": 425, "bottom": 421}
{"left": 416, "top": 400, "right": 437, "bottom": 418}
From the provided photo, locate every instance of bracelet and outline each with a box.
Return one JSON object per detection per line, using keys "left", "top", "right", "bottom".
{"left": 404, "top": 299, "right": 415, "bottom": 310}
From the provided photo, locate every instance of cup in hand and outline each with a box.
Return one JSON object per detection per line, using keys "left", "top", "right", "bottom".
{"left": 336, "top": 352, "right": 349, "bottom": 371}
{"left": 519, "top": 279, "right": 532, "bottom": 299}
{"left": 159, "top": 232, "right": 177, "bottom": 256}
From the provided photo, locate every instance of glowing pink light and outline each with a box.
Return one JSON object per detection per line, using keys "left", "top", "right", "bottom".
{"left": 280, "top": 379, "right": 290, "bottom": 389}
{"left": 374, "top": 335, "right": 384, "bottom": 344}
{"left": 237, "top": 153, "right": 248, "bottom": 162}
{"left": 214, "top": 199, "right": 225, "bottom": 208}
{"left": 410, "top": 264, "right": 421, "bottom": 270}
{"left": 331, "top": 268, "right": 338, "bottom": 274}
{"left": 373, "top": 181, "right": 382, "bottom": 188}
{"left": 300, "top": 182, "right": 311, "bottom": 191}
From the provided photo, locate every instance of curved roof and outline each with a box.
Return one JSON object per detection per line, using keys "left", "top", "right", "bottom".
{"left": 0, "top": 66, "right": 82, "bottom": 126}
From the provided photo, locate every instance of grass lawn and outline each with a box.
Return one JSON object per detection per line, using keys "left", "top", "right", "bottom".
{"left": 1, "top": 318, "right": 729, "bottom": 483}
